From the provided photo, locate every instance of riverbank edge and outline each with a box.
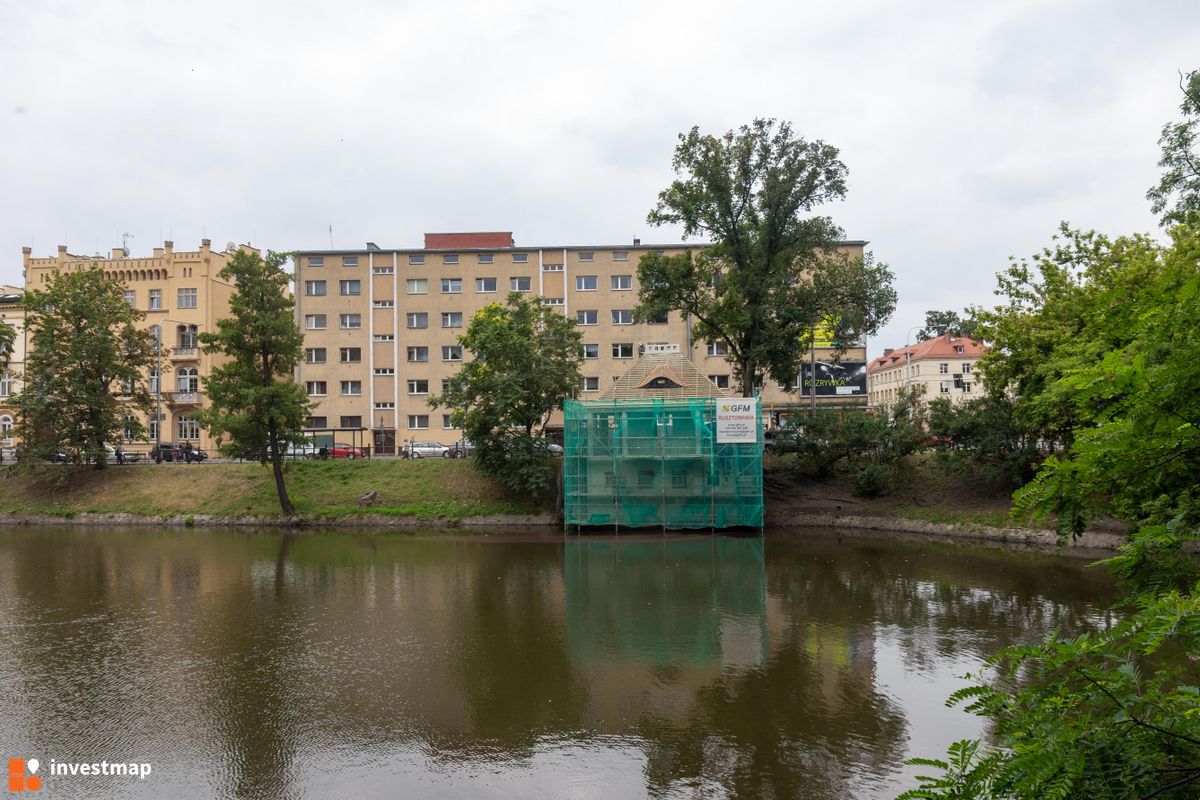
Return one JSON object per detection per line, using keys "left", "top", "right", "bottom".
{"left": 0, "top": 508, "right": 1127, "bottom": 550}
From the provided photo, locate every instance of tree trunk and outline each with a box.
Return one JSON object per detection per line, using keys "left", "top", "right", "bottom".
{"left": 268, "top": 420, "right": 294, "bottom": 515}
{"left": 740, "top": 357, "right": 756, "bottom": 397}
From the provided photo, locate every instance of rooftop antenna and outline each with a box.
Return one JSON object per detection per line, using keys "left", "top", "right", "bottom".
{"left": 328, "top": 225, "right": 334, "bottom": 249}
{"left": 122, "top": 232, "right": 133, "bottom": 257}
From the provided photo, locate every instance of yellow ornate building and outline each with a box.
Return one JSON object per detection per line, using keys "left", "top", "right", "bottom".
{"left": 21, "top": 239, "right": 251, "bottom": 453}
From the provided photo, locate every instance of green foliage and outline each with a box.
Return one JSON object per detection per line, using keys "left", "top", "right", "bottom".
{"left": 1147, "top": 70, "right": 1200, "bottom": 227}
{"left": 917, "top": 308, "right": 982, "bottom": 341}
{"left": 197, "top": 249, "right": 310, "bottom": 514}
{"left": 777, "top": 385, "right": 925, "bottom": 483}
{"left": 14, "top": 266, "right": 157, "bottom": 468}
{"left": 926, "top": 395, "right": 1043, "bottom": 487}
{"left": 431, "top": 293, "right": 582, "bottom": 502}
{"left": 636, "top": 118, "right": 896, "bottom": 395}
{"left": 853, "top": 462, "right": 895, "bottom": 498}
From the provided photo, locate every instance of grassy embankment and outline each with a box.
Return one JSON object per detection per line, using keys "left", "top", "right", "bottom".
{"left": 0, "top": 459, "right": 547, "bottom": 521}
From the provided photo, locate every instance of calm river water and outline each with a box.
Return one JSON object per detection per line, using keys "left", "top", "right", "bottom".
{"left": 0, "top": 527, "right": 1116, "bottom": 799}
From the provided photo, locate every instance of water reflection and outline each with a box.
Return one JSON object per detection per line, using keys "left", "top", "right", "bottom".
{"left": 0, "top": 528, "right": 1115, "bottom": 799}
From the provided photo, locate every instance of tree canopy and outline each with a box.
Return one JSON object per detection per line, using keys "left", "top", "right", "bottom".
{"left": 916, "top": 308, "right": 981, "bottom": 341}
{"left": 635, "top": 118, "right": 896, "bottom": 396}
{"left": 14, "top": 266, "right": 158, "bottom": 468}
{"left": 431, "top": 293, "right": 582, "bottom": 501}
{"left": 198, "top": 249, "right": 310, "bottom": 514}
{"left": 1147, "top": 69, "right": 1200, "bottom": 227}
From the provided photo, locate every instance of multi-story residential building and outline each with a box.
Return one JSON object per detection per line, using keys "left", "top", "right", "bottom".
{"left": 0, "top": 286, "right": 26, "bottom": 453}
{"left": 296, "top": 232, "right": 870, "bottom": 451}
{"left": 867, "top": 333, "right": 987, "bottom": 407}
{"left": 21, "top": 239, "right": 248, "bottom": 452}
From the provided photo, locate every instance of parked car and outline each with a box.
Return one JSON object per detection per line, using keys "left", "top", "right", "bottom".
{"left": 402, "top": 440, "right": 451, "bottom": 459}
{"left": 330, "top": 443, "right": 366, "bottom": 459}
{"left": 152, "top": 443, "right": 208, "bottom": 463}
{"left": 284, "top": 441, "right": 319, "bottom": 459}
{"left": 448, "top": 439, "right": 476, "bottom": 458}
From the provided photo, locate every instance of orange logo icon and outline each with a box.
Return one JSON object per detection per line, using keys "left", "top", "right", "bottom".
{"left": 7, "top": 759, "right": 41, "bottom": 793}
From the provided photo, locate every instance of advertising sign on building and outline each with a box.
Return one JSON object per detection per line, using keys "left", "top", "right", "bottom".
{"left": 716, "top": 397, "right": 760, "bottom": 443}
{"left": 800, "top": 361, "right": 868, "bottom": 396}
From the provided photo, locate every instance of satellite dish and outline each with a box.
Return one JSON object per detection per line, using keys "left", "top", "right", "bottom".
{"left": 225, "top": 241, "right": 237, "bottom": 253}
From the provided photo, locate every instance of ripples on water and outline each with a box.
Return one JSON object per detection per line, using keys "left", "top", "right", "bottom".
{"left": 0, "top": 528, "right": 1116, "bottom": 799}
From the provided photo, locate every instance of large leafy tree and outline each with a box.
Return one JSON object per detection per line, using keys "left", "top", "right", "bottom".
{"left": 431, "top": 293, "right": 582, "bottom": 501}
{"left": 14, "top": 267, "right": 158, "bottom": 468}
{"left": 198, "top": 250, "right": 310, "bottom": 515}
{"left": 1147, "top": 69, "right": 1200, "bottom": 227}
{"left": 636, "top": 118, "right": 896, "bottom": 396}
{"left": 916, "top": 308, "right": 981, "bottom": 341}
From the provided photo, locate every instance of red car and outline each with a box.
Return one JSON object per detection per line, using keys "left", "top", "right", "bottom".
{"left": 329, "top": 444, "right": 366, "bottom": 459}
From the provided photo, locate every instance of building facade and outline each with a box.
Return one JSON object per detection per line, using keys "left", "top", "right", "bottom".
{"left": 295, "top": 232, "right": 870, "bottom": 450}
{"left": 22, "top": 240, "right": 247, "bottom": 452}
{"left": 0, "top": 286, "right": 26, "bottom": 453}
{"left": 867, "top": 333, "right": 986, "bottom": 407}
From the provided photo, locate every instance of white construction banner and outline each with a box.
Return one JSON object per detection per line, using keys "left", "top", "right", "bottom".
{"left": 716, "top": 397, "right": 760, "bottom": 444}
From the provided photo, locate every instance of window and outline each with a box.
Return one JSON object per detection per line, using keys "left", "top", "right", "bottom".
{"left": 177, "top": 324, "right": 199, "bottom": 348}
{"left": 963, "top": 382, "right": 972, "bottom": 393}
{"left": 613, "top": 250, "right": 629, "bottom": 262}
{"left": 340, "top": 280, "right": 361, "bottom": 296}
{"left": 442, "top": 312, "right": 463, "bottom": 328}
{"left": 306, "top": 416, "right": 327, "bottom": 428}
{"left": 954, "top": 345, "right": 965, "bottom": 353}
{"left": 408, "top": 379, "right": 429, "bottom": 395}
{"left": 123, "top": 290, "right": 136, "bottom": 308}
{"left": 512, "top": 253, "right": 529, "bottom": 264}
{"left": 340, "top": 347, "right": 361, "bottom": 363}
{"left": 442, "top": 378, "right": 451, "bottom": 394}
{"left": 407, "top": 312, "right": 428, "bottom": 329}
{"left": 374, "top": 334, "right": 395, "bottom": 342}
{"left": 340, "top": 416, "right": 363, "bottom": 428}
{"left": 408, "top": 415, "right": 429, "bottom": 429}
{"left": 543, "top": 263, "right": 563, "bottom": 272}
{"left": 177, "top": 415, "right": 200, "bottom": 441}
{"left": 582, "top": 343, "right": 598, "bottom": 359}
{"left": 510, "top": 276, "right": 531, "bottom": 292}
{"left": 576, "top": 310, "right": 597, "bottom": 325}
{"left": 305, "top": 314, "right": 327, "bottom": 330}
{"left": 707, "top": 341, "right": 728, "bottom": 356}
{"left": 409, "top": 254, "right": 425, "bottom": 265}
{"left": 940, "top": 382, "right": 951, "bottom": 394}
{"left": 709, "top": 374, "right": 731, "bottom": 389}
{"left": 582, "top": 376, "right": 600, "bottom": 392}
{"left": 576, "top": 275, "right": 597, "bottom": 291}
{"left": 341, "top": 380, "right": 362, "bottom": 396}
{"left": 148, "top": 289, "right": 162, "bottom": 310}
{"left": 442, "top": 414, "right": 454, "bottom": 429}
{"left": 306, "top": 380, "right": 327, "bottom": 395}
{"left": 407, "top": 346, "right": 429, "bottom": 362}
{"left": 443, "top": 254, "right": 459, "bottom": 265}
{"left": 374, "top": 402, "right": 395, "bottom": 410}
{"left": 373, "top": 266, "right": 394, "bottom": 275}
{"left": 373, "top": 300, "right": 394, "bottom": 308}
{"left": 305, "top": 280, "right": 326, "bottom": 296}
{"left": 578, "top": 251, "right": 595, "bottom": 262}
{"left": 611, "top": 275, "right": 632, "bottom": 290}
{"left": 374, "top": 367, "right": 395, "bottom": 376}
{"left": 542, "top": 297, "right": 564, "bottom": 307}
{"left": 962, "top": 363, "right": 972, "bottom": 374}
{"left": 309, "top": 257, "right": 324, "bottom": 267}
{"left": 0, "top": 372, "right": 12, "bottom": 397}
{"left": 441, "top": 278, "right": 462, "bottom": 294}
{"left": 305, "top": 348, "right": 327, "bottom": 364}
{"left": 340, "top": 313, "right": 361, "bottom": 329}
{"left": 148, "top": 415, "right": 159, "bottom": 443}
{"left": 342, "top": 256, "right": 358, "bottom": 266}
{"left": 646, "top": 311, "right": 668, "bottom": 324}
{"left": 478, "top": 254, "right": 494, "bottom": 264}
{"left": 406, "top": 278, "right": 428, "bottom": 294}
{"left": 178, "top": 288, "right": 197, "bottom": 308}
{"left": 939, "top": 363, "right": 949, "bottom": 374}
{"left": 148, "top": 368, "right": 159, "bottom": 396}
{"left": 612, "top": 309, "right": 633, "bottom": 325}
{"left": 476, "top": 277, "right": 497, "bottom": 293}
{"left": 612, "top": 343, "right": 634, "bottom": 359}
{"left": 442, "top": 345, "right": 463, "bottom": 361}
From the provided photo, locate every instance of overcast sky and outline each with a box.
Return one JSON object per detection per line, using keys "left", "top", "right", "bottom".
{"left": 3, "top": 0, "right": 1197, "bottom": 352}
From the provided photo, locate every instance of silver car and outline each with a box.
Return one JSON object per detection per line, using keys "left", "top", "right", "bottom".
{"left": 404, "top": 440, "right": 451, "bottom": 459}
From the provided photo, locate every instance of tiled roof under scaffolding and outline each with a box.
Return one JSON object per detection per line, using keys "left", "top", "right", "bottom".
{"left": 600, "top": 344, "right": 729, "bottom": 400}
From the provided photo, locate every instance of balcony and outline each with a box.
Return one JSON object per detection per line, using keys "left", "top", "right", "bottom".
{"left": 166, "top": 391, "right": 202, "bottom": 406}
{"left": 171, "top": 347, "right": 198, "bottom": 359}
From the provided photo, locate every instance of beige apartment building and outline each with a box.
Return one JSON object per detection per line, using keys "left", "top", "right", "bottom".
{"left": 22, "top": 239, "right": 247, "bottom": 452}
{"left": 295, "top": 232, "right": 870, "bottom": 451}
{"left": 867, "top": 333, "right": 987, "bottom": 407}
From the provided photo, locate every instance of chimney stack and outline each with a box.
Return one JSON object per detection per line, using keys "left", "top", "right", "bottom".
{"left": 633, "top": 237, "right": 641, "bottom": 246}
